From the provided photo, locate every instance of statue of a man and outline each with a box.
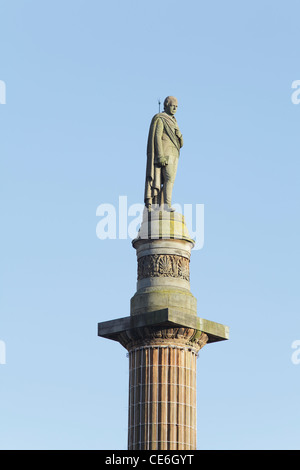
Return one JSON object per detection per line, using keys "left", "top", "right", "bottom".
{"left": 144, "top": 96, "right": 183, "bottom": 211}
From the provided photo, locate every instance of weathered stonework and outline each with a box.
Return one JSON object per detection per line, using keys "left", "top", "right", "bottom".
{"left": 98, "top": 209, "right": 229, "bottom": 450}
{"left": 127, "top": 338, "right": 206, "bottom": 450}
{"left": 138, "top": 254, "right": 190, "bottom": 282}
{"left": 118, "top": 325, "right": 208, "bottom": 352}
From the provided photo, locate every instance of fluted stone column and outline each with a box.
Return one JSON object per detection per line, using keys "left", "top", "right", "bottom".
{"left": 126, "top": 328, "right": 208, "bottom": 450}
{"left": 98, "top": 210, "right": 229, "bottom": 450}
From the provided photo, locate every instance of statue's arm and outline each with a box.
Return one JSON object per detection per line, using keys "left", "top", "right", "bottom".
{"left": 174, "top": 123, "right": 184, "bottom": 148}
{"left": 178, "top": 132, "right": 183, "bottom": 148}
{"left": 154, "top": 118, "right": 168, "bottom": 166}
{"left": 154, "top": 118, "right": 164, "bottom": 159}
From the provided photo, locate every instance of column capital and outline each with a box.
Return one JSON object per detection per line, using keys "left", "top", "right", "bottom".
{"left": 98, "top": 307, "right": 229, "bottom": 351}
{"left": 121, "top": 326, "right": 208, "bottom": 353}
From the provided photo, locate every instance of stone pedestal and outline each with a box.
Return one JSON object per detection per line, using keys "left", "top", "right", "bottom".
{"left": 98, "top": 210, "right": 229, "bottom": 450}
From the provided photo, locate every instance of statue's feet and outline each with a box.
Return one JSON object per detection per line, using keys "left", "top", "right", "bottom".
{"left": 162, "top": 204, "right": 175, "bottom": 212}
{"left": 144, "top": 203, "right": 152, "bottom": 212}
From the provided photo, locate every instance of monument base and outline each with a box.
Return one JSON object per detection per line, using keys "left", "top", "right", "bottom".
{"left": 98, "top": 210, "right": 229, "bottom": 449}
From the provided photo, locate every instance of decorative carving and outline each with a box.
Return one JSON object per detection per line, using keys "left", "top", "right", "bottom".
{"left": 118, "top": 326, "right": 208, "bottom": 353}
{"left": 138, "top": 254, "right": 190, "bottom": 281}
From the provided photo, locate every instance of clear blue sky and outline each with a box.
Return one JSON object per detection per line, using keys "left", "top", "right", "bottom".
{"left": 0, "top": 0, "right": 300, "bottom": 450}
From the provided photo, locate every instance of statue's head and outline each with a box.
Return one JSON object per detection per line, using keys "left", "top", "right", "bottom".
{"left": 164, "top": 96, "right": 178, "bottom": 116}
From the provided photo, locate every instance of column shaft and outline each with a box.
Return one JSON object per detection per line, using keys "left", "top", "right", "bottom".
{"left": 128, "top": 344, "right": 198, "bottom": 450}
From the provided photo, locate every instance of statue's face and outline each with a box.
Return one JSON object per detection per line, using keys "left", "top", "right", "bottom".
{"left": 165, "top": 99, "right": 178, "bottom": 116}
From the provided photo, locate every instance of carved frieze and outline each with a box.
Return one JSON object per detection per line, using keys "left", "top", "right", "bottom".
{"left": 138, "top": 254, "right": 190, "bottom": 282}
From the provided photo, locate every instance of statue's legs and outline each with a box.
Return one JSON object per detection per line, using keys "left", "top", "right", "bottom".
{"left": 162, "top": 156, "right": 178, "bottom": 208}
